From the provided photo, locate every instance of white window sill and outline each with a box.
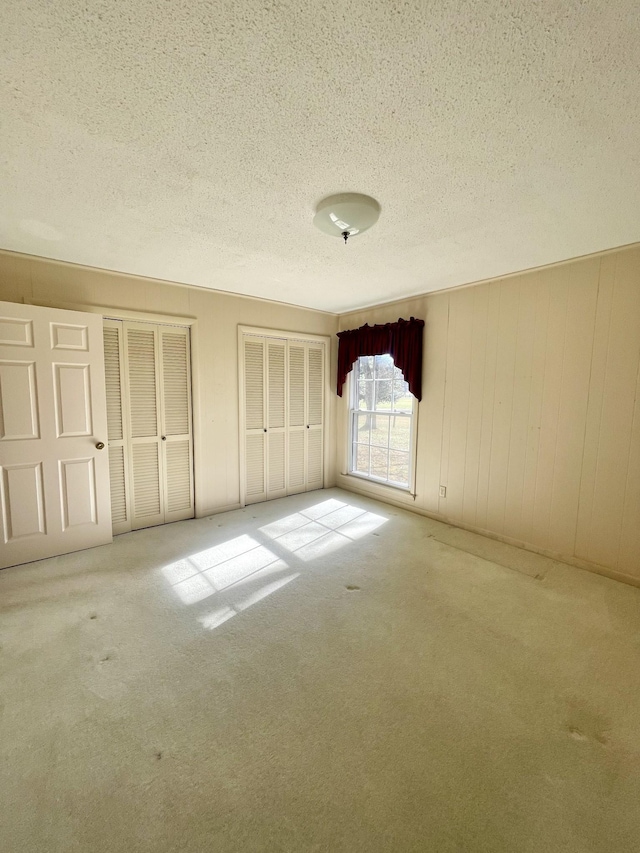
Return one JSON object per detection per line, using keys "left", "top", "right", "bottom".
{"left": 339, "top": 471, "right": 416, "bottom": 502}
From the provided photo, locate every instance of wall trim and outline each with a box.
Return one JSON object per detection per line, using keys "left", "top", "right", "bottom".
{"left": 196, "top": 502, "right": 242, "bottom": 518}
{"left": 336, "top": 240, "right": 640, "bottom": 317}
{"left": 338, "top": 475, "right": 640, "bottom": 591}
{"left": 3, "top": 248, "right": 336, "bottom": 316}
{"left": 5, "top": 241, "right": 639, "bottom": 319}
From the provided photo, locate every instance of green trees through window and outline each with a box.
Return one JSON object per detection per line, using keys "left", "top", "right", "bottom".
{"left": 350, "top": 354, "right": 415, "bottom": 488}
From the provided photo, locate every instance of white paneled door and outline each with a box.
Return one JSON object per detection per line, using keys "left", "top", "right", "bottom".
{"left": 104, "top": 319, "right": 194, "bottom": 533}
{"left": 243, "top": 333, "right": 325, "bottom": 505}
{"left": 0, "top": 301, "right": 111, "bottom": 569}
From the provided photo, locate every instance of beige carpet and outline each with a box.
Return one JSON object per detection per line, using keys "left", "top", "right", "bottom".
{"left": 1, "top": 488, "right": 640, "bottom": 852}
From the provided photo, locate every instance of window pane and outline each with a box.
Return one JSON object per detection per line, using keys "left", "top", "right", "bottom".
{"left": 358, "top": 356, "right": 374, "bottom": 380}
{"left": 369, "top": 414, "right": 390, "bottom": 447}
{"left": 393, "top": 379, "right": 411, "bottom": 411}
{"left": 374, "top": 380, "right": 392, "bottom": 411}
{"left": 355, "top": 412, "right": 371, "bottom": 444}
{"left": 374, "top": 354, "right": 394, "bottom": 380}
{"left": 370, "top": 446, "right": 389, "bottom": 480}
{"left": 354, "top": 444, "right": 370, "bottom": 475}
{"left": 389, "top": 417, "right": 410, "bottom": 451}
{"left": 389, "top": 451, "right": 410, "bottom": 486}
{"left": 358, "top": 379, "right": 374, "bottom": 411}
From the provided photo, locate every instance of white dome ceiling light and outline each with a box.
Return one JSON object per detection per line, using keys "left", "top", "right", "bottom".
{"left": 313, "top": 193, "right": 381, "bottom": 244}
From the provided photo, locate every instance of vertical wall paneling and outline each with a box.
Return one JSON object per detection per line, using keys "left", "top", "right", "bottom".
{"left": 474, "top": 282, "right": 501, "bottom": 531}
{"left": 546, "top": 262, "right": 599, "bottom": 556}
{"left": 518, "top": 274, "right": 551, "bottom": 547}
{"left": 443, "top": 290, "right": 474, "bottom": 521}
{"left": 576, "top": 253, "right": 640, "bottom": 569}
{"left": 461, "top": 284, "right": 491, "bottom": 527}
{"left": 500, "top": 278, "right": 535, "bottom": 539}
{"left": 419, "top": 294, "right": 449, "bottom": 513}
{"left": 338, "top": 245, "right": 640, "bottom": 583}
{"left": 618, "top": 357, "right": 640, "bottom": 574}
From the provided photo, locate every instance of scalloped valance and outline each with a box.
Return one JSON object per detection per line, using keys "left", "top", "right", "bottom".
{"left": 336, "top": 317, "right": 425, "bottom": 401}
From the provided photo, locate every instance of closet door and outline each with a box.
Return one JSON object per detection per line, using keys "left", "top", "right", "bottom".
{"left": 103, "top": 321, "right": 131, "bottom": 533}
{"left": 106, "top": 320, "right": 195, "bottom": 531}
{"left": 287, "top": 342, "right": 307, "bottom": 495}
{"left": 306, "top": 344, "right": 324, "bottom": 491}
{"left": 242, "top": 333, "right": 325, "bottom": 505}
{"left": 124, "top": 323, "right": 165, "bottom": 529}
{"left": 266, "top": 339, "right": 287, "bottom": 500}
{"left": 244, "top": 336, "right": 267, "bottom": 505}
{"left": 159, "top": 327, "right": 194, "bottom": 522}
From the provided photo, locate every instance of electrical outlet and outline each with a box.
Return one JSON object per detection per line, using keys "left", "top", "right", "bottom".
{"left": 439, "top": 485, "right": 447, "bottom": 498}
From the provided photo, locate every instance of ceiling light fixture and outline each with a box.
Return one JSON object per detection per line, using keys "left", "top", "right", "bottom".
{"left": 313, "top": 193, "right": 381, "bottom": 244}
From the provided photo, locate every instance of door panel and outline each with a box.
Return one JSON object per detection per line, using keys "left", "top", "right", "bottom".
{"left": 53, "top": 363, "right": 93, "bottom": 437}
{"left": 165, "top": 440, "right": 192, "bottom": 515}
{"left": 59, "top": 457, "right": 97, "bottom": 528}
{"left": 159, "top": 327, "right": 194, "bottom": 522}
{"left": 0, "top": 300, "right": 111, "bottom": 569}
{"left": 108, "top": 444, "right": 128, "bottom": 527}
{"left": 1, "top": 462, "right": 46, "bottom": 540}
{"left": 103, "top": 321, "right": 131, "bottom": 533}
{"left": 105, "top": 320, "right": 194, "bottom": 531}
{"left": 245, "top": 432, "right": 266, "bottom": 503}
{"left": 244, "top": 337, "right": 267, "bottom": 505}
{"left": 287, "top": 343, "right": 307, "bottom": 495}
{"left": 0, "top": 361, "right": 39, "bottom": 439}
{"left": 50, "top": 323, "right": 88, "bottom": 351}
{"left": 124, "top": 323, "right": 164, "bottom": 529}
{"left": 131, "top": 442, "right": 163, "bottom": 521}
{"left": 266, "top": 340, "right": 287, "bottom": 499}
{"left": 306, "top": 344, "right": 324, "bottom": 492}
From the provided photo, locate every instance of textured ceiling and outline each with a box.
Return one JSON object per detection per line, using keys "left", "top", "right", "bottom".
{"left": 1, "top": 1, "right": 639, "bottom": 313}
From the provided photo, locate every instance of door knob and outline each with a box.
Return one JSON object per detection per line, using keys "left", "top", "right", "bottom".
{"left": 95, "top": 441, "right": 105, "bottom": 450}
{"left": 162, "top": 436, "right": 166, "bottom": 441}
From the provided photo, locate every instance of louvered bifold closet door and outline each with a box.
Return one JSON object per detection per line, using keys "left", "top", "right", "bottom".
{"left": 306, "top": 344, "right": 324, "bottom": 491}
{"left": 159, "top": 326, "right": 194, "bottom": 523}
{"left": 124, "top": 323, "right": 165, "bottom": 529}
{"left": 266, "top": 339, "right": 287, "bottom": 499}
{"left": 103, "top": 320, "right": 132, "bottom": 533}
{"left": 287, "top": 342, "right": 307, "bottom": 495}
{"left": 244, "top": 337, "right": 267, "bottom": 504}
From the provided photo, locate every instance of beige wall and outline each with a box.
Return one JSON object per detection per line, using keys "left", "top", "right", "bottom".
{"left": 3, "top": 245, "right": 639, "bottom": 585}
{"left": 0, "top": 250, "right": 338, "bottom": 516}
{"left": 338, "top": 245, "right": 640, "bottom": 585}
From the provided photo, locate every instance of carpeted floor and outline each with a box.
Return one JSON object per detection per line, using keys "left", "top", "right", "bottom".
{"left": 1, "top": 488, "right": 640, "bottom": 852}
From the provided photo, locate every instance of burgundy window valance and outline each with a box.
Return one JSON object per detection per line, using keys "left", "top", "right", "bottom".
{"left": 336, "top": 317, "right": 425, "bottom": 401}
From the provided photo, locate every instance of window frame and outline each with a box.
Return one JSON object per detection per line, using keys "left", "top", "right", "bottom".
{"left": 347, "top": 354, "right": 418, "bottom": 494}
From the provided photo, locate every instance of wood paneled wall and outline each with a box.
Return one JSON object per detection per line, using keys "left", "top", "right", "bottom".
{"left": 338, "top": 246, "right": 640, "bottom": 583}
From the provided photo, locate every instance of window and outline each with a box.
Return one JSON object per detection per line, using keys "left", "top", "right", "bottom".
{"left": 349, "top": 354, "right": 416, "bottom": 490}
